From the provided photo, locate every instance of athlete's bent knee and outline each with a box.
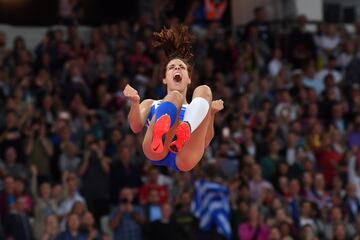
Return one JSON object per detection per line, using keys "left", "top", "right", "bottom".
{"left": 193, "top": 85, "right": 212, "bottom": 101}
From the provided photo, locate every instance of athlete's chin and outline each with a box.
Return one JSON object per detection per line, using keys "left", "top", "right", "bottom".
{"left": 168, "top": 84, "right": 186, "bottom": 92}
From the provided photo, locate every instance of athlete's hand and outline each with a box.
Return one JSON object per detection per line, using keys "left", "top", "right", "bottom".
{"left": 211, "top": 99, "right": 224, "bottom": 114}
{"left": 123, "top": 84, "right": 140, "bottom": 104}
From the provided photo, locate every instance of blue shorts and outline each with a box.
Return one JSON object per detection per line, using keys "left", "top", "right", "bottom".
{"left": 149, "top": 152, "right": 180, "bottom": 172}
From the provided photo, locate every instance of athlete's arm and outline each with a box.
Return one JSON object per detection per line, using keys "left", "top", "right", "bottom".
{"left": 204, "top": 99, "right": 224, "bottom": 147}
{"left": 123, "top": 84, "right": 153, "bottom": 133}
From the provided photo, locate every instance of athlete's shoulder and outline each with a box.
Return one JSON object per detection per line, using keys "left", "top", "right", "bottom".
{"left": 140, "top": 99, "right": 155, "bottom": 107}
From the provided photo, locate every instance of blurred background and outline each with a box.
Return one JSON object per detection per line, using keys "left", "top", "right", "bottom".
{"left": 1, "top": 0, "right": 360, "bottom": 240}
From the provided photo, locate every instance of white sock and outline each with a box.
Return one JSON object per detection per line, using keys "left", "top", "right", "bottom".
{"left": 183, "top": 97, "right": 209, "bottom": 133}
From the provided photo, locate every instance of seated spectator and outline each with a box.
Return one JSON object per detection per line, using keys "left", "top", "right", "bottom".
{"left": 55, "top": 213, "right": 86, "bottom": 240}
{"left": 148, "top": 202, "right": 178, "bottom": 240}
{"left": 80, "top": 211, "right": 101, "bottom": 240}
{"left": 3, "top": 146, "right": 27, "bottom": 179}
{"left": 238, "top": 204, "right": 270, "bottom": 240}
{"left": 41, "top": 215, "right": 60, "bottom": 240}
{"left": 343, "top": 182, "right": 360, "bottom": 223}
{"left": 249, "top": 164, "right": 274, "bottom": 202}
{"left": 60, "top": 200, "right": 87, "bottom": 231}
{"left": 0, "top": 175, "right": 15, "bottom": 218}
{"left": 323, "top": 206, "right": 354, "bottom": 239}
{"left": 3, "top": 196, "right": 35, "bottom": 240}
{"left": 144, "top": 189, "right": 162, "bottom": 223}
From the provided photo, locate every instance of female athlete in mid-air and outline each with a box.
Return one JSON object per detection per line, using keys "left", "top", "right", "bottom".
{"left": 123, "top": 25, "right": 224, "bottom": 172}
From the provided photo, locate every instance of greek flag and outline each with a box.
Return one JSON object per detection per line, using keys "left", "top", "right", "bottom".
{"left": 191, "top": 179, "right": 232, "bottom": 239}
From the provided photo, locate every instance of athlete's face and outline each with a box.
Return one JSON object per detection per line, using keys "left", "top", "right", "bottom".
{"left": 163, "top": 58, "right": 191, "bottom": 92}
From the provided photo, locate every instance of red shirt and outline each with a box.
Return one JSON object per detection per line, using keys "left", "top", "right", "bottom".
{"left": 316, "top": 149, "right": 343, "bottom": 187}
{"left": 139, "top": 184, "right": 168, "bottom": 204}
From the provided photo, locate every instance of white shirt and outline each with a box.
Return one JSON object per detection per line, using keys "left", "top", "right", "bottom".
{"left": 315, "top": 69, "right": 342, "bottom": 84}
{"left": 58, "top": 191, "right": 86, "bottom": 217}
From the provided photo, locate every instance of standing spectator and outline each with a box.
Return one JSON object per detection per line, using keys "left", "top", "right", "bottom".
{"left": 109, "top": 144, "right": 142, "bottom": 204}
{"left": 0, "top": 110, "right": 25, "bottom": 164}
{"left": 79, "top": 139, "right": 110, "bottom": 221}
{"left": 143, "top": 189, "right": 162, "bottom": 223}
{"left": 31, "top": 165, "right": 59, "bottom": 239}
{"left": 108, "top": 187, "right": 146, "bottom": 240}
{"left": 288, "top": 15, "right": 316, "bottom": 68}
{"left": 58, "top": 172, "right": 86, "bottom": 218}
{"left": 173, "top": 191, "right": 199, "bottom": 240}
{"left": 139, "top": 166, "right": 169, "bottom": 205}
{"left": 58, "top": 142, "right": 81, "bottom": 173}
{"left": 58, "top": 0, "right": 84, "bottom": 26}
{"left": 26, "top": 119, "right": 54, "bottom": 180}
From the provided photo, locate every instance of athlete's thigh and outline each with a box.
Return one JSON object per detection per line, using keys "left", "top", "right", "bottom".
{"left": 175, "top": 112, "right": 211, "bottom": 171}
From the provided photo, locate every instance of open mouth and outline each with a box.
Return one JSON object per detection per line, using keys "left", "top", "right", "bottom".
{"left": 173, "top": 73, "right": 182, "bottom": 83}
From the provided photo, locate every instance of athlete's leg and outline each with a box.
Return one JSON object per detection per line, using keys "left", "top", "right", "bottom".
{"left": 175, "top": 85, "right": 213, "bottom": 171}
{"left": 142, "top": 90, "right": 183, "bottom": 160}
{"left": 169, "top": 85, "right": 211, "bottom": 153}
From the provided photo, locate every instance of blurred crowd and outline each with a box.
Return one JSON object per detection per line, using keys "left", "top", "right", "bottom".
{"left": 2, "top": 2, "right": 360, "bottom": 240}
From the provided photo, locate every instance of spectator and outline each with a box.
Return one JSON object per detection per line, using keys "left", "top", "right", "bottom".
{"left": 108, "top": 187, "right": 146, "bottom": 240}
{"left": 2, "top": 146, "right": 27, "bottom": 179}
{"left": 25, "top": 119, "right": 54, "bottom": 179}
{"left": 173, "top": 191, "right": 199, "bottom": 240}
{"left": 238, "top": 204, "right": 270, "bottom": 240}
{"left": 109, "top": 144, "right": 142, "bottom": 204}
{"left": 0, "top": 175, "right": 15, "bottom": 218}
{"left": 31, "top": 165, "right": 59, "bottom": 239}
{"left": 41, "top": 215, "right": 60, "bottom": 240}
{"left": 148, "top": 202, "right": 178, "bottom": 240}
{"left": 3, "top": 196, "right": 35, "bottom": 240}
{"left": 79, "top": 139, "right": 110, "bottom": 221}
{"left": 81, "top": 211, "right": 101, "bottom": 240}
{"left": 56, "top": 213, "right": 86, "bottom": 240}
{"left": 323, "top": 206, "right": 354, "bottom": 239}
{"left": 58, "top": 172, "right": 86, "bottom": 218}
{"left": 139, "top": 166, "right": 169, "bottom": 205}
{"left": 58, "top": 142, "right": 81, "bottom": 173}
{"left": 343, "top": 182, "right": 360, "bottom": 223}
{"left": 249, "top": 164, "right": 273, "bottom": 202}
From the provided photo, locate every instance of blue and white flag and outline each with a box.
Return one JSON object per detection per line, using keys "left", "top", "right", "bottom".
{"left": 191, "top": 179, "right": 232, "bottom": 239}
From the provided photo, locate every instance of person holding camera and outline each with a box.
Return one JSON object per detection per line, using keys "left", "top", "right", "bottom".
{"left": 79, "top": 138, "right": 110, "bottom": 223}
{"left": 25, "top": 119, "right": 54, "bottom": 180}
{"left": 109, "top": 187, "right": 146, "bottom": 240}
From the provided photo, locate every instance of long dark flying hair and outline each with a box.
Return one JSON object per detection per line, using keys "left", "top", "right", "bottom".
{"left": 152, "top": 25, "right": 195, "bottom": 77}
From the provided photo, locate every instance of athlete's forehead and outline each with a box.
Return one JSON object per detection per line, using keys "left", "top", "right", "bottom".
{"left": 166, "top": 58, "right": 187, "bottom": 67}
